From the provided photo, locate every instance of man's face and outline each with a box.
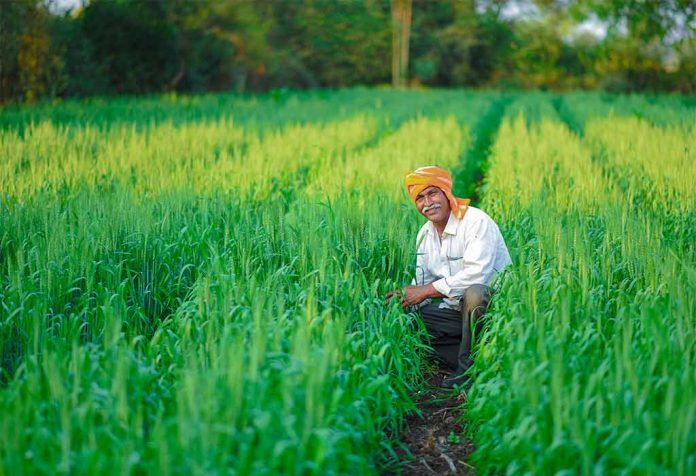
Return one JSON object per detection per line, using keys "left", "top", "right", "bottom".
{"left": 415, "top": 186, "right": 451, "bottom": 223}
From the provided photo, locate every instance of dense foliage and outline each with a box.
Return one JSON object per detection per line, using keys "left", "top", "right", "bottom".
{"left": 469, "top": 93, "right": 695, "bottom": 474}
{"left": 1, "top": 89, "right": 694, "bottom": 474}
{"left": 1, "top": 0, "right": 694, "bottom": 103}
{"left": 0, "top": 89, "right": 490, "bottom": 473}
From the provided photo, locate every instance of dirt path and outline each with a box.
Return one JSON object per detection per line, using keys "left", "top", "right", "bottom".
{"left": 387, "top": 370, "right": 475, "bottom": 475}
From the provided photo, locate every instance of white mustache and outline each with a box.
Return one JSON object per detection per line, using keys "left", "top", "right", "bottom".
{"left": 423, "top": 204, "right": 441, "bottom": 213}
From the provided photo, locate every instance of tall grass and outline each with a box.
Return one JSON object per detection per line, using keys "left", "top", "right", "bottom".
{"left": 1, "top": 90, "right": 693, "bottom": 474}
{"left": 0, "top": 89, "right": 492, "bottom": 474}
{"left": 468, "top": 96, "right": 695, "bottom": 474}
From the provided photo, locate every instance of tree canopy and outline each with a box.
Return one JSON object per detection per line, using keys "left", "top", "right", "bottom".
{"left": 1, "top": 0, "right": 694, "bottom": 103}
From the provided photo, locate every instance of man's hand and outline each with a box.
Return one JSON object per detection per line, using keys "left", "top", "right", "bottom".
{"left": 401, "top": 284, "right": 437, "bottom": 307}
{"left": 386, "top": 284, "right": 443, "bottom": 308}
{"left": 385, "top": 289, "right": 402, "bottom": 305}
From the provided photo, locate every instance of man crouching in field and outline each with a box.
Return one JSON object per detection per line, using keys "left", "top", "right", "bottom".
{"left": 386, "top": 166, "right": 512, "bottom": 388}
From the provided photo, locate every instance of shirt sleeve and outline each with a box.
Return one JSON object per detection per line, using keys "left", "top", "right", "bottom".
{"left": 432, "top": 217, "right": 496, "bottom": 298}
{"left": 412, "top": 228, "right": 436, "bottom": 286}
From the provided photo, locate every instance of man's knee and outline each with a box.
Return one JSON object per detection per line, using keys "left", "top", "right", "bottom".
{"left": 462, "top": 284, "right": 491, "bottom": 316}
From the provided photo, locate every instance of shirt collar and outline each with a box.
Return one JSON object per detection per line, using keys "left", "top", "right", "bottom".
{"left": 429, "top": 211, "right": 460, "bottom": 237}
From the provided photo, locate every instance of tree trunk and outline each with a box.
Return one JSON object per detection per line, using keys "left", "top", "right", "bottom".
{"left": 400, "top": 0, "right": 411, "bottom": 87}
{"left": 391, "top": 0, "right": 412, "bottom": 89}
{"left": 391, "top": 0, "right": 400, "bottom": 88}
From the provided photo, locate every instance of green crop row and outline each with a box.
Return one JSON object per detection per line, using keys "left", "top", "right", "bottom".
{"left": 468, "top": 95, "right": 695, "bottom": 474}
{"left": 0, "top": 89, "right": 490, "bottom": 474}
{"left": 1, "top": 90, "right": 693, "bottom": 474}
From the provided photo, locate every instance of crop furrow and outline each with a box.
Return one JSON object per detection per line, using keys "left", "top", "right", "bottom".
{"left": 454, "top": 94, "right": 512, "bottom": 205}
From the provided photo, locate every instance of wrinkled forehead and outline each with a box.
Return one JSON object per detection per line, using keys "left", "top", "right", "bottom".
{"left": 415, "top": 186, "right": 443, "bottom": 200}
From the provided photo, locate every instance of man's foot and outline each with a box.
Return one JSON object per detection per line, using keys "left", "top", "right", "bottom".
{"left": 441, "top": 369, "right": 471, "bottom": 389}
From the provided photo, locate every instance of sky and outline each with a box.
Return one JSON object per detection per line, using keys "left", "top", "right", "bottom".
{"left": 51, "top": 0, "right": 82, "bottom": 13}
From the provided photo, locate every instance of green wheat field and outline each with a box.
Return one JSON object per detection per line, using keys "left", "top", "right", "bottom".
{"left": 1, "top": 90, "right": 694, "bottom": 474}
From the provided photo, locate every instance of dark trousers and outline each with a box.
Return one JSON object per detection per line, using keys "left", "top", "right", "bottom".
{"left": 418, "top": 284, "right": 492, "bottom": 371}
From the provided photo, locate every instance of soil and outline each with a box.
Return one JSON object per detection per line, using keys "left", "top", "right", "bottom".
{"left": 386, "top": 369, "right": 475, "bottom": 475}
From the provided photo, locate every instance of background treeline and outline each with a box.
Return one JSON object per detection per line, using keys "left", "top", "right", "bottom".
{"left": 1, "top": 0, "right": 695, "bottom": 103}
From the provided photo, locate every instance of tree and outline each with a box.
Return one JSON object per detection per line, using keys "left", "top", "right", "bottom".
{"left": 80, "top": 0, "right": 177, "bottom": 94}
{"left": 0, "top": 0, "right": 64, "bottom": 102}
{"left": 568, "top": 0, "right": 696, "bottom": 91}
{"left": 262, "top": 0, "right": 390, "bottom": 89}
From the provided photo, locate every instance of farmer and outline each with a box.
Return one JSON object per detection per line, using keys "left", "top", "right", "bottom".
{"left": 386, "top": 166, "right": 512, "bottom": 388}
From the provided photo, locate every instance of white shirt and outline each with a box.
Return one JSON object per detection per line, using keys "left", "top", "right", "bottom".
{"left": 413, "top": 207, "right": 512, "bottom": 310}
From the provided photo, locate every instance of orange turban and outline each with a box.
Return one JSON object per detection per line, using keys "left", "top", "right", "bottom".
{"left": 405, "top": 166, "right": 471, "bottom": 219}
